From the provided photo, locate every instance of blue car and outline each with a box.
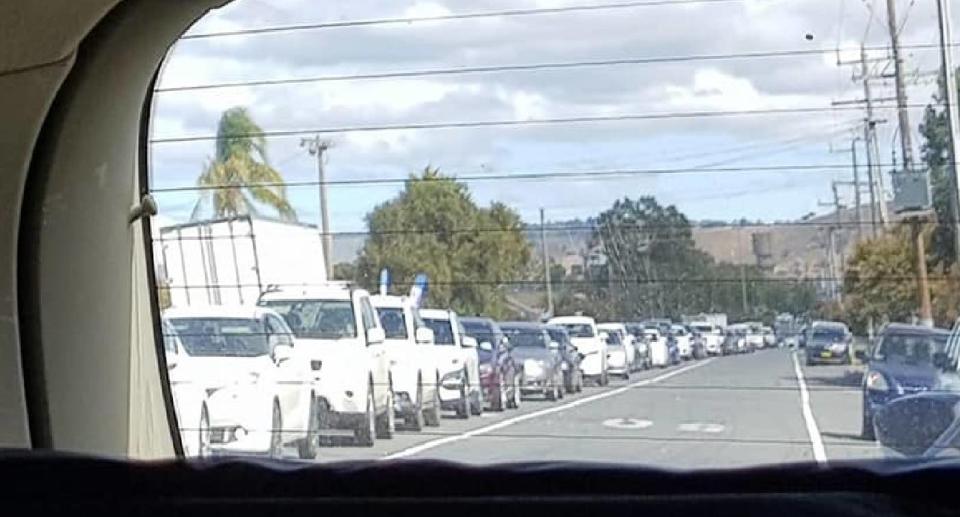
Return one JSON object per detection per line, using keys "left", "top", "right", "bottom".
{"left": 859, "top": 323, "right": 950, "bottom": 440}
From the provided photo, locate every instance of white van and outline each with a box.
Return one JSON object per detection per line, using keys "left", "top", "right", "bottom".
{"left": 163, "top": 306, "right": 316, "bottom": 459}
{"left": 370, "top": 295, "right": 442, "bottom": 430}
{"left": 259, "top": 285, "right": 393, "bottom": 447}
{"left": 548, "top": 316, "right": 608, "bottom": 386}
{"left": 598, "top": 323, "right": 638, "bottom": 372}
{"left": 419, "top": 309, "right": 483, "bottom": 418}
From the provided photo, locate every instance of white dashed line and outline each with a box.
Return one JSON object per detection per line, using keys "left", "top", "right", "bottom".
{"left": 602, "top": 418, "right": 654, "bottom": 429}
{"left": 792, "top": 352, "right": 827, "bottom": 464}
{"left": 677, "top": 422, "right": 725, "bottom": 433}
{"left": 382, "top": 359, "right": 713, "bottom": 460}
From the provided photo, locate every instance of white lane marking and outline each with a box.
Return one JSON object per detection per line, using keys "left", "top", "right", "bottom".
{"left": 603, "top": 418, "right": 653, "bottom": 429}
{"left": 382, "top": 359, "right": 713, "bottom": 460}
{"left": 677, "top": 422, "right": 725, "bottom": 433}
{"left": 792, "top": 352, "right": 827, "bottom": 464}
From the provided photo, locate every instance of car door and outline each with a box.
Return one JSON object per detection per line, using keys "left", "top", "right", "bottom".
{"left": 357, "top": 293, "right": 390, "bottom": 409}
{"left": 452, "top": 314, "right": 480, "bottom": 393}
{"left": 264, "top": 313, "right": 309, "bottom": 442}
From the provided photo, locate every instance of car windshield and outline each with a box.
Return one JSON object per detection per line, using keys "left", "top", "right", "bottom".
{"left": 501, "top": 327, "right": 546, "bottom": 348}
{"left": 376, "top": 307, "right": 408, "bottom": 340}
{"left": 167, "top": 317, "right": 270, "bottom": 357}
{"left": 141, "top": 0, "right": 960, "bottom": 469}
{"left": 874, "top": 333, "right": 945, "bottom": 363}
{"left": 560, "top": 324, "right": 594, "bottom": 338}
{"left": 811, "top": 328, "right": 846, "bottom": 342}
{"left": 423, "top": 318, "right": 455, "bottom": 346}
{"left": 261, "top": 300, "right": 357, "bottom": 339}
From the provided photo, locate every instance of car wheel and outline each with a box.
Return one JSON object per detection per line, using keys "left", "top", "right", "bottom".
{"left": 470, "top": 384, "right": 484, "bottom": 416}
{"left": 508, "top": 374, "right": 522, "bottom": 409}
{"left": 407, "top": 378, "right": 426, "bottom": 432}
{"left": 455, "top": 371, "right": 470, "bottom": 419}
{"left": 557, "top": 373, "right": 565, "bottom": 399}
{"left": 296, "top": 396, "right": 319, "bottom": 460}
{"left": 375, "top": 381, "right": 395, "bottom": 439}
{"left": 601, "top": 371, "right": 609, "bottom": 386}
{"left": 269, "top": 400, "right": 284, "bottom": 459}
{"left": 806, "top": 356, "right": 814, "bottom": 367}
{"left": 197, "top": 404, "right": 211, "bottom": 458}
{"left": 546, "top": 380, "right": 558, "bottom": 401}
{"left": 354, "top": 388, "right": 376, "bottom": 447}
{"left": 576, "top": 371, "right": 584, "bottom": 392}
{"left": 423, "top": 375, "right": 441, "bottom": 427}
{"left": 861, "top": 410, "right": 876, "bottom": 441}
{"left": 492, "top": 378, "right": 507, "bottom": 412}
{"left": 622, "top": 370, "right": 630, "bottom": 381}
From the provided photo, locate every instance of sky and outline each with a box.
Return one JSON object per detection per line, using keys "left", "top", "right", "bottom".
{"left": 147, "top": 0, "right": 958, "bottom": 232}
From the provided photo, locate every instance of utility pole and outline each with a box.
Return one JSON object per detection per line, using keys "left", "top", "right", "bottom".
{"left": 301, "top": 136, "right": 334, "bottom": 280}
{"left": 885, "top": 0, "right": 916, "bottom": 171}
{"left": 851, "top": 138, "right": 863, "bottom": 244}
{"left": 937, "top": 0, "right": 960, "bottom": 261}
{"left": 540, "top": 208, "right": 554, "bottom": 318}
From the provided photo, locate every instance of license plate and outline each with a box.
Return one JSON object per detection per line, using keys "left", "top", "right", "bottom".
{"left": 820, "top": 352, "right": 831, "bottom": 358}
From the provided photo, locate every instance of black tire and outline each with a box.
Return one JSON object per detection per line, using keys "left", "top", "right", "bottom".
{"left": 806, "top": 356, "right": 815, "bottom": 367}
{"left": 197, "top": 405, "right": 211, "bottom": 458}
{"left": 375, "top": 381, "right": 395, "bottom": 439}
{"left": 354, "top": 388, "right": 376, "bottom": 447}
{"left": 455, "top": 372, "right": 470, "bottom": 419}
{"left": 269, "top": 401, "right": 284, "bottom": 459}
{"left": 861, "top": 410, "right": 876, "bottom": 441}
{"left": 557, "top": 373, "right": 565, "bottom": 399}
{"left": 622, "top": 370, "right": 630, "bottom": 381}
{"left": 470, "top": 384, "right": 484, "bottom": 416}
{"left": 406, "top": 378, "right": 426, "bottom": 431}
{"left": 546, "top": 381, "right": 558, "bottom": 401}
{"left": 491, "top": 379, "right": 506, "bottom": 412}
{"left": 507, "top": 374, "right": 522, "bottom": 409}
{"left": 601, "top": 371, "right": 609, "bottom": 386}
{"left": 296, "top": 396, "right": 319, "bottom": 460}
{"left": 423, "top": 375, "right": 441, "bottom": 427}
{"left": 576, "top": 371, "right": 584, "bottom": 393}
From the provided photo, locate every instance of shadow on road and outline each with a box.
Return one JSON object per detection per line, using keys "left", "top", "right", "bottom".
{"left": 820, "top": 431, "right": 871, "bottom": 443}
{"left": 785, "top": 369, "right": 863, "bottom": 389}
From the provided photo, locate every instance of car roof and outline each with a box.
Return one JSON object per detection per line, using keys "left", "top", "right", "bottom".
{"left": 881, "top": 323, "right": 950, "bottom": 335}
{"left": 499, "top": 321, "right": 543, "bottom": 331}
{"left": 163, "top": 305, "right": 272, "bottom": 320}
{"left": 259, "top": 284, "right": 356, "bottom": 302}
{"left": 420, "top": 308, "right": 453, "bottom": 320}
{"left": 549, "top": 316, "right": 595, "bottom": 325}
{"left": 598, "top": 323, "right": 626, "bottom": 330}
{"left": 369, "top": 294, "right": 407, "bottom": 308}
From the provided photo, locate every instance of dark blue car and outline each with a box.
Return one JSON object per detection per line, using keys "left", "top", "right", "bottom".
{"left": 859, "top": 323, "right": 950, "bottom": 440}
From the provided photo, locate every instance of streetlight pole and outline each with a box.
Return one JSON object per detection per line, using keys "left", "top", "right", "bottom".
{"left": 937, "top": 0, "right": 960, "bottom": 262}
{"left": 301, "top": 136, "right": 334, "bottom": 280}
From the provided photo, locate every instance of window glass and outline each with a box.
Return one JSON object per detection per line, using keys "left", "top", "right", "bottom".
{"left": 261, "top": 300, "right": 357, "bottom": 339}
{"left": 377, "top": 307, "right": 408, "bottom": 339}
{"left": 423, "top": 318, "right": 455, "bottom": 346}
{"left": 559, "top": 324, "right": 594, "bottom": 338}
{"left": 168, "top": 318, "right": 270, "bottom": 357}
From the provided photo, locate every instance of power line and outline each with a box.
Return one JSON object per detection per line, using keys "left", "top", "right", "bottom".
{"left": 157, "top": 274, "right": 960, "bottom": 289}
{"left": 149, "top": 104, "right": 924, "bottom": 144}
{"left": 153, "top": 43, "right": 955, "bottom": 93}
{"left": 180, "top": 0, "right": 751, "bottom": 40}
{"left": 152, "top": 217, "right": 927, "bottom": 240}
{"left": 147, "top": 160, "right": 924, "bottom": 193}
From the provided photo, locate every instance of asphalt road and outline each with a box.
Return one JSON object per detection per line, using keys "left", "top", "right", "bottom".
{"left": 305, "top": 348, "right": 882, "bottom": 467}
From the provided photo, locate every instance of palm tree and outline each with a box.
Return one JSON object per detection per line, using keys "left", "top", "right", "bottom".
{"left": 191, "top": 107, "right": 296, "bottom": 221}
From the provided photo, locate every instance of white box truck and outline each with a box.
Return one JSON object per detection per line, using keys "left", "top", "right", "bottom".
{"left": 153, "top": 215, "right": 327, "bottom": 308}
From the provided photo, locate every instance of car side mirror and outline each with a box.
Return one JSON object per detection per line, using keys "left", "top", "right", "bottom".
{"left": 272, "top": 343, "right": 293, "bottom": 364}
{"left": 366, "top": 327, "right": 386, "bottom": 345}
{"left": 461, "top": 335, "right": 478, "bottom": 348}
{"left": 415, "top": 327, "right": 434, "bottom": 344}
{"left": 549, "top": 341, "right": 560, "bottom": 350}
{"left": 855, "top": 350, "right": 869, "bottom": 363}
{"left": 933, "top": 352, "right": 951, "bottom": 370}
{"left": 479, "top": 341, "right": 493, "bottom": 352}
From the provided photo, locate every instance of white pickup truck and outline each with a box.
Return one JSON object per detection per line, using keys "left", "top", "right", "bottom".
{"left": 259, "top": 285, "right": 394, "bottom": 447}
{"left": 419, "top": 309, "right": 483, "bottom": 418}
{"left": 370, "top": 295, "right": 442, "bottom": 430}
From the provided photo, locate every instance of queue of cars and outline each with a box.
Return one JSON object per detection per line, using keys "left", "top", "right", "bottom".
{"left": 162, "top": 289, "right": 758, "bottom": 459}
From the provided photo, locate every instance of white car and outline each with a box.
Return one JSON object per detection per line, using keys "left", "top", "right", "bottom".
{"left": 548, "top": 316, "right": 608, "bottom": 386}
{"left": 598, "top": 323, "right": 638, "bottom": 372}
{"left": 162, "top": 320, "right": 210, "bottom": 458}
{"left": 164, "top": 306, "right": 316, "bottom": 459}
{"left": 762, "top": 326, "right": 776, "bottom": 348}
{"left": 645, "top": 329, "right": 671, "bottom": 367}
{"left": 745, "top": 325, "right": 765, "bottom": 350}
{"left": 671, "top": 324, "right": 693, "bottom": 360}
{"left": 259, "top": 285, "right": 394, "bottom": 447}
{"left": 370, "top": 294, "right": 442, "bottom": 430}
{"left": 690, "top": 322, "right": 724, "bottom": 356}
{"left": 419, "top": 309, "right": 483, "bottom": 418}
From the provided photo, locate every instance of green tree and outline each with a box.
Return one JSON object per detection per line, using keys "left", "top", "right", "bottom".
{"left": 842, "top": 227, "right": 918, "bottom": 333}
{"left": 356, "top": 167, "right": 532, "bottom": 318}
{"left": 191, "top": 107, "right": 296, "bottom": 221}
{"left": 920, "top": 68, "right": 960, "bottom": 266}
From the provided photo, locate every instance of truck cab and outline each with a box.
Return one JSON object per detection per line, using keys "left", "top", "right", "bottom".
{"left": 258, "top": 285, "right": 393, "bottom": 447}
{"left": 370, "top": 294, "right": 442, "bottom": 429}
{"left": 419, "top": 309, "right": 483, "bottom": 418}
